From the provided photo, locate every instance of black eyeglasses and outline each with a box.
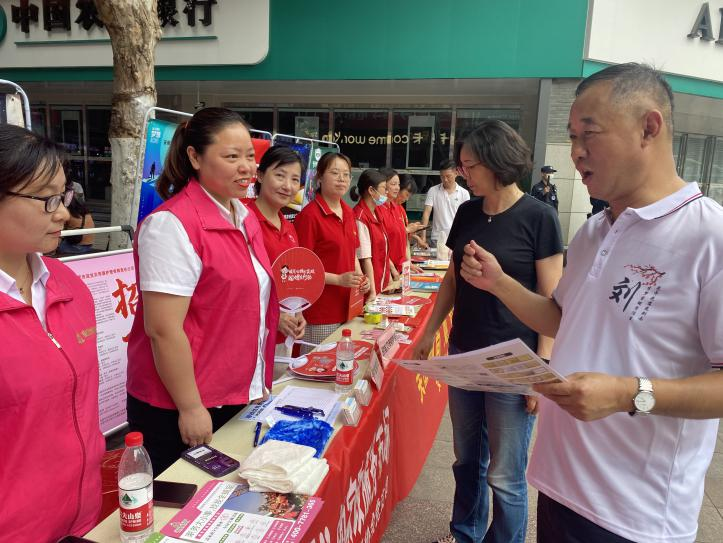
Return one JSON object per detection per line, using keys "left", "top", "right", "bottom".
{"left": 456, "top": 162, "right": 481, "bottom": 178}
{"left": 6, "top": 188, "right": 74, "bottom": 213}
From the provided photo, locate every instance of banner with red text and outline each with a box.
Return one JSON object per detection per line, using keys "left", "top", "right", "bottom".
{"left": 64, "top": 250, "right": 137, "bottom": 434}
{"left": 303, "top": 301, "right": 451, "bottom": 543}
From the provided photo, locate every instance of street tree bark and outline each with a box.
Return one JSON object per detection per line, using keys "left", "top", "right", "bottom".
{"left": 95, "top": 0, "right": 161, "bottom": 248}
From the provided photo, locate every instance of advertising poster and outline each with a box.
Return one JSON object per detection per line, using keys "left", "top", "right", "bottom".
{"left": 64, "top": 251, "right": 137, "bottom": 434}
{"left": 138, "top": 118, "right": 177, "bottom": 223}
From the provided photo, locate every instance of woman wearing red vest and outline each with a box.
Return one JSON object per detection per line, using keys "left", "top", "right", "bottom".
{"left": 294, "top": 152, "right": 369, "bottom": 351}
{"left": 246, "top": 145, "right": 306, "bottom": 352}
{"left": 351, "top": 169, "right": 396, "bottom": 301}
{"left": 126, "top": 108, "right": 279, "bottom": 474}
{"left": 0, "top": 124, "right": 104, "bottom": 542}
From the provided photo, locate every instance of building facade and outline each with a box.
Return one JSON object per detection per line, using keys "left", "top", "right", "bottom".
{"left": 1, "top": 0, "right": 721, "bottom": 242}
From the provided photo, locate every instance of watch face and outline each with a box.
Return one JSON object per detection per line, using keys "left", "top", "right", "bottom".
{"left": 634, "top": 391, "right": 655, "bottom": 412}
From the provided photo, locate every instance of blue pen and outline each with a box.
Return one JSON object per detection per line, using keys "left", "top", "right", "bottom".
{"left": 253, "top": 421, "right": 262, "bottom": 447}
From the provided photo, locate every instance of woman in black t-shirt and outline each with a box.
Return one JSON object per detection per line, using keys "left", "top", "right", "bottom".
{"left": 413, "top": 120, "right": 563, "bottom": 543}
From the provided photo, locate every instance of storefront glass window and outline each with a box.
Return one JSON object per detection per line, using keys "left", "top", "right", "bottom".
{"left": 87, "top": 107, "right": 111, "bottom": 157}
{"left": 455, "top": 108, "right": 520, "bottom": 142}
{"left": 707, "top": 138, "right": 723, "bottom": 206}
{"left": 30, "top": 106, "right": 46, "bottom": 137}
{"left": 234, "top": 109, "right": 274, "bottom": 133}
{"left": 278, "top": 110, "right": 329, "bottom": 140}
{"left": 682, "top": 134, "right": 707, "bottom": 183}
{"left": 391, "top": 110, "right": 452, "bottom": 171}
{"left": 50, "top": 106, "right": 84, "bottom": 156}
{"left": 87, "top": 161, "right": 112, "bottom": 201}
{"left": 333, "top": 110, "right": 389, "bottom": 168}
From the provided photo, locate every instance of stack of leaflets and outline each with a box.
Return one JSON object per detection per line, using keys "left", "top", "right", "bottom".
{"left": 410, "top": 273, "right": 442, "bottom": 292}
{"left": 152, "top": 480, "right": 322, "bottom": 543}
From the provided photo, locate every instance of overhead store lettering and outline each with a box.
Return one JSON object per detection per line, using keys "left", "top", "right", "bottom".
{"left": 8, "top": 0, "right": 218, "bottom": 35}
{"left": 321, "top": 131, "right": 449, "bottom": 145}
{"left": 687, "top": 2, "right": 723, "bottom": 45}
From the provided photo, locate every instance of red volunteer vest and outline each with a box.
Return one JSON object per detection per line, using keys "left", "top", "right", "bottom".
{"left": 0, "top": 258, "right": 104, "bottom": 542}
{"left": 354, "top": 199, "right": 391, "bottom": 293}
{"left": 126, "top": 180, "right": 280, "bottom": 408}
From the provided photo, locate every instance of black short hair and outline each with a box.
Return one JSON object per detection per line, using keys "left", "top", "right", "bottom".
{"left": 0, "top": 124, "right": 66, "bottom": 199}
{"left": 378, "top": 167, "right": 398, "bottom": 181}
{"left": 454, "top": 120, "right": 532, "bottom": 187}
{"left": 350, "top": 169, "right": 387, "bottom": 202}
{"left": 438, "top": 159, "right": 456, "bottom": 172}
{"left": 576, "top": 62, "right": 674, "bottom": 132}
{"left": 255, "top": 145, "right": 305, "bottom": 194}
{"left": 398, "top": 173, "right": 417, "bottom": 194}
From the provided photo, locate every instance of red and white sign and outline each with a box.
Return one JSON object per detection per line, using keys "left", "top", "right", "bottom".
{"left": 372, "top": 324, "right": 400, "bottom": 370}
{"left": 64, "top": 250, "right": 136, "bottom": 435}
{"left": 272, "top": 247, "right": 325, "bottom": 313}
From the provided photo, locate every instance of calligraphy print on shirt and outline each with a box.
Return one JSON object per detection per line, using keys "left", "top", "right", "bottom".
{"left": 608, "top": 264, "right": 666, "bottom": 321}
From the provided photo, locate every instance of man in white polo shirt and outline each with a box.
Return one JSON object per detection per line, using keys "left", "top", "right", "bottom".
{"left": 459, "top": 63, "right": 723, "bottom": 543}
{"left": 420, "top": 159, "right": 470, "bottom": 251}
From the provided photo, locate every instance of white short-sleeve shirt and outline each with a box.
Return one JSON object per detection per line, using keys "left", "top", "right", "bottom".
{"left": 528, "top": 183, "right": 723, "bottom": 543}
{"left": 424, "top": 183, "right": 470, "bottom": 242}
{"left": 0, "top": 253, "right": 50, "bottom": 330}
{"left": 138, "top": 188, "right": 271, "bottom": 401}
{"left": 356, "top": 220, "right": 372, "bottom": 260}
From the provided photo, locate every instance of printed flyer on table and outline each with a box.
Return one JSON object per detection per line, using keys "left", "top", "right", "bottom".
{"left": 158, "top": 480, "right": 322, "bottom": 543}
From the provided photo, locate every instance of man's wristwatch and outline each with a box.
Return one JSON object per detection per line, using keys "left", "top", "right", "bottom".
{"left": 629, "top": 377, "right": 655, "bottom": 416}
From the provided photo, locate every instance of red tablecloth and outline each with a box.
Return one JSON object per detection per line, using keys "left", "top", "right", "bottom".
{"left": 303, "top": 298, "right": 452, "bottom": 543}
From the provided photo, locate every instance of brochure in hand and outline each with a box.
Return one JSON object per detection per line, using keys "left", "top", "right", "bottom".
{"left": 393, "top": 338, "right": 567, "bottom": 395}
{"left": 160, "top": 480, "right": 322, "bottom": 543}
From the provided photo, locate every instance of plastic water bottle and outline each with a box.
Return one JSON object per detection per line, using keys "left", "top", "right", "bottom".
{"left": 335, "top": 328, "right": 355, "bottom": 393}
{"left": 118, "top": 431, "right": 154, "bottom": 543}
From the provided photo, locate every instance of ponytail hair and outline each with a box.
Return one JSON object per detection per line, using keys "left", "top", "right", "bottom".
{"left": 156, "top": 107, "right": 247, "bottom": 200}
{"left": 350, "top": 168, "right": 386, "bottom": 202}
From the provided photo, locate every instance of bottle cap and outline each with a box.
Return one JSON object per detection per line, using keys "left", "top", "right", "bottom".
{"left": 342, "top": 328, "right": 352, "bottom": 337}
{"left": 125, "top": 431, "right": 143, "bottom": 447}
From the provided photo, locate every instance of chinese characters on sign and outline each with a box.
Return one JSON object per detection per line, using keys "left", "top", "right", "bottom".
{"left": 335, "top": 407, "right": 392, "bottom": 543}
{"left": 9, "top": 0, "right": 219, "bottom": 34}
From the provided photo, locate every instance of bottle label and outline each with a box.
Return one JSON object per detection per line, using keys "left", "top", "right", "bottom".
{"left": 119, "top": 485, "right": 153, "bottom": 533}
{"left": 336, "top": 356, "right": 353, "bottom": 385}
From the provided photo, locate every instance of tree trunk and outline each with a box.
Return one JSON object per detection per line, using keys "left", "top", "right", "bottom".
{"left": 95, "top": 0, "right": 160, "bottom": 248}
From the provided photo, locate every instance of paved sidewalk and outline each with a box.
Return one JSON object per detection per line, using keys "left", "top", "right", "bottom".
{"left": 381, "top": 407, "right": 723, "bottom": 543}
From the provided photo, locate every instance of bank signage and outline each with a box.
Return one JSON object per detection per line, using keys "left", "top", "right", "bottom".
{"left": 0, "top": 0, "right": 269, "bottom": 67}
{"left": 586, "top": 0, "right": 722, "bottom": 84}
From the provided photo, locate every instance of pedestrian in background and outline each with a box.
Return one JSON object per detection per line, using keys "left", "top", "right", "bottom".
{"left": 531, "top": 165, "right": 559, "bottom": 210}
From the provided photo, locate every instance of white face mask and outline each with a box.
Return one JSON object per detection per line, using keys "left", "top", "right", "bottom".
{"left": 547, "top": 174, "right": 554, "bottom": 181}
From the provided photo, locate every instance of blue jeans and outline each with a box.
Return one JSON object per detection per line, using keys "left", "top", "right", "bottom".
{"left": 447, "top": 346, "right": 535, "bottom": 543}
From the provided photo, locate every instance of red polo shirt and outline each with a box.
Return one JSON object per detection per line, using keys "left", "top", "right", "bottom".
{"left": 245, "top": 199, "right": 299, "bottom": 264}
{"left": 381, "top": 200, "right": 409, "bottom": 270}
{"left": 246, "top": 199, "right": 300, "bottom": 344}
{"left": 354, "top": 199, "right": 391, "bottom": 293}
{"left": 294, "top": 195, "right": 359, "bottom": 325}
